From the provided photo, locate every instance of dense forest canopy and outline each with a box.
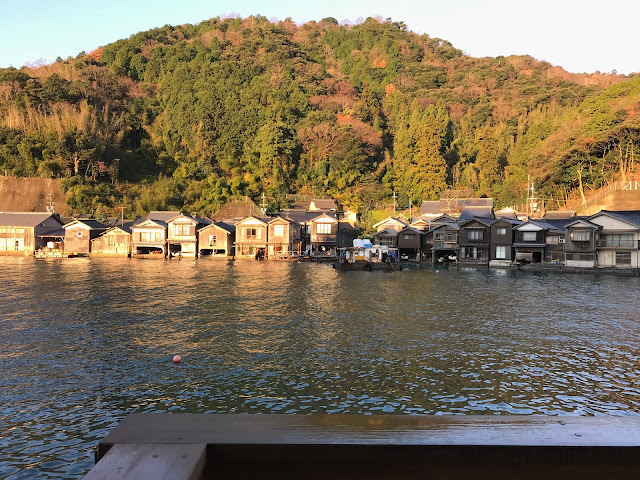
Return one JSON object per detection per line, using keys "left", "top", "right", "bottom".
{"left": 0, "top": 15, "right": 638, "bottom": 218}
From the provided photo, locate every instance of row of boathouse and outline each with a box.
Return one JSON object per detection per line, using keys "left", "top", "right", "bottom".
{"left": 2, "top": 197, "right": 640, "bottom": 269}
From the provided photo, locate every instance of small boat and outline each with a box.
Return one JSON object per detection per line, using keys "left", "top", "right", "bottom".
{"left": 335, "top": 241, "right": 401, "bottom": 271}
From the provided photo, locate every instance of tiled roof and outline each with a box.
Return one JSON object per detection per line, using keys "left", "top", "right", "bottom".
{"left": 212, "top": 200, "right": 262, "bottom": 222}
{"left": 372, "top": 217, "right": 409, "bottom": 229}
{"left": 63, "top": 219, "right": 108, "bottom": 229}
{"left": 309, "top": 198, "right": 338, "bottom": 210}
{"left": 594, "top": 210, "right": 640, "bottom": 228}
{"left": 146, "top": 211, "right": 181, "bottom": 222}
{"left": 373, "top": 228, "right": 399, "bottom": 237}
{"left": 459, "top": 216, "right": 496, "bottom": 227}
{"left": 459, "top": 206, "right": 494, "bottom": 221}
{"left": 0, "top": 212, "right": 62, "bottom": 227}
{"left": 543, "top": 210, "right": 576, "bottom": 219}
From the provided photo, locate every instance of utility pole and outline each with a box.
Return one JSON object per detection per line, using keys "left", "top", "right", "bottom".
{"left": 117, "top": 206, "right": 125, "bottom": 226}
{"left": 409, "top": 197, "right": 412, "bottom": 222}
{"left": 260, "top": 192, "right": 268, "bottom": 216}
{"left": 46, "top": 191, "right": 55, "bottom": 214}
{"left": 392, "top": 191, "right": 397, "bottom": 216}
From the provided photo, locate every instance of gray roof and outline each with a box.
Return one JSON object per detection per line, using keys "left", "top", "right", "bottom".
{"left": 133, "top": 218, "right": 168, "bottom": 228}
{"left": 459, "top": 206, "right": 494, "bottom": 222}
{"left": 0, "top": 212, "right": 63, "bottom": 227}
{"left": 201, "top": 221, "right": 236, "bottom": 233}
{"left": 592, "top": 210, "right": 640, "bottom": 228}
{"left": 420, "top": 201, "right": 441, "bottom": 214}
{"left": 399, "top": 226, "right": 424, "bottom": 235}
{"left": 458, "top": 216, "right": 496, "bottom": 227}
{"left": 543, "top": 210, "right": 577, "bottom": 219}
{"left": 373, "top": 228, "right": 399, "bottom": 237}
{"left": 309, "top": 198, "right": 338, "bottom": 210}
{"left": 493, "top": 217, "right": 523, "bottom": 226}
{"left": 146, "top": 211, "right": 181, "bottom": 222}
{"left": 63, "top": 219, "right": 107, "bottom": 229}
{"left": 530, "top": 220, "right": 565, "bottom": 232}
{"left": 542, "top": 218, "right": 583, "bottom": 230}
{"left": 37, "top": 228, "right": 66, "bottom": 238}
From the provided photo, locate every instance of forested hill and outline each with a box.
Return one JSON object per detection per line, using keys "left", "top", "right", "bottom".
{"left": 1, "top": 15, "right": 639, "bottom": 218}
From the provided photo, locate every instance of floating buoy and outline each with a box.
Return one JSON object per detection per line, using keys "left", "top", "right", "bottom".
{"left": 173, "top": 355, "right": 182, "bottom": 364}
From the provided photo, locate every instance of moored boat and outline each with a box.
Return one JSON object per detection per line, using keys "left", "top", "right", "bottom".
{"left": 335, "top": 240, "right": 401, "bottom": 271}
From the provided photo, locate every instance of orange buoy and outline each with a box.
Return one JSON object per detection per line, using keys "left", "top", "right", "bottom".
{"left": 173, "top": 355, "right": 182, "bottom": 363}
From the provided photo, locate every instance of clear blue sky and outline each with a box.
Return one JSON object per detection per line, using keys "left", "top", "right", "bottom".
{"left": 1, "top": 0, "right": 637, "bottom": 74}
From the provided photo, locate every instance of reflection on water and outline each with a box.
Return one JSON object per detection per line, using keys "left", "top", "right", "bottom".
{"left": 1, "top": 258, "right": 640, "bottom": 478}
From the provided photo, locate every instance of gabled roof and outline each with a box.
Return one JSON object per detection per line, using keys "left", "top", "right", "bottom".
{"left": 458, "top": 216, "right": 496, "bottom": 227}
{"left": 236, "top": 215, "right": 270, "bottom": 226}
{"left": 517, "top": 220, "right": 565, "bottom": 232}
{"left": 338, "top": 221, "right": 357, "bottom": 231}
{"left": 268, "top": 215, "right": 298, "bottom": 225}
{"left": 0, "top": 212, "right": 63, "bottom": 227}
{"left": 430, "top": 222, "right": 460, "bottom": 232}
{"left": 589, "top": 210, "right": 640, "bottom": 228}
{"left": 309, "top": 213, "right": 338, "bottom": 223}
{"left": 132, "top": 218, "right": 168, "bottom": 228}
{"left": 373, "top": 228, "right": 399, "bottom": 237}
{"left": 542, "top": 217, "right": 582, "bottom": 230}
{"left": 146, "top": 211, "right": 181, "bottom": 222}
{"left": 493, "top": 217, "right": 523, "bottom": 226}
{"left": 399, "top": 226, "right": 424, "bottom": 235}
{"left": 105, "top": 221, "right": 134, "bottom": 235}
{"left": 564, "top": 218, "right": 601, "bottom": 229}
{"left": 459, "top": 206, "right": 495, "bottom": 222}
{"left": 372, "top": 216, "right": 408, "bottom": 229}
{"left": 63, "top": 219, "right": 107, "bottom": 229}
{"left": 200, "top": 221, "right": 236, "bottom": 233}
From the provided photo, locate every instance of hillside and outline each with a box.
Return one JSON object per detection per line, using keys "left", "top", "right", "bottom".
{"left": 0, "top": 15, "right": 638, "bottom": 217}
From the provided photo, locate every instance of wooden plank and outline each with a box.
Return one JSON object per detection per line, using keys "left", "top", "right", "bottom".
{"left": 96, "top": 414, "right": 640, "bottom": 466}
{"left": 85, "top": 443, "right": 206, "bottom": 480}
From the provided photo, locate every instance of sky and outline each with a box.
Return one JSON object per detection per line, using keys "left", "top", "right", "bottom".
{"left": 0, "top": 0, "right": 637, "bottom": 74}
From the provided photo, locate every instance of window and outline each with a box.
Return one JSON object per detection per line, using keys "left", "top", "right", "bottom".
{"left": 378, "top": 236, "right": 394, "bottom": 246}
{"left": 495, "top": 246, "right": 507, "bottom": 259}
{"left": 244, "top": 227, "right": 262, "bottom": 239}
{"left": 76, "top": 231, "right": 83, "bottom": 238}
{"left": 600, "top": 233, "right": 634, "bottom": 248}
{"left": 570, "top": 230, "right": 591, "bottom": 242}
{"left": 273, "top": 225, "right": 285, "bottom": 237}
{"left": 174, "top": 225, "right": 192, "bottom": 236}
{"left": 616, "top": 252, "right": 632, "bottom": 266}
{"left": 467, "top": 229, "right": 483, "bottom": 241}
{"left": 461, "top": 247, "right": 479, "bottom": 259}
{"left": 209, "top": 235, "right": 217, "bottom": 246}
{"left": 403, "top": 234, "right": 415, "bottom": 240}
{"left": 547, "top": 235, "right": 559, "bottom": 245}
{"left": 522, "top": 232, "right": 537, "bottom": 242}
{"left": 566, "top": 253, "right": 595, "bottom": 261}
{"left": 316, "top": 223, "right": 332, "bottom": 234}
{"left": 496, "top": 227, "right": 507, "bottom": 236}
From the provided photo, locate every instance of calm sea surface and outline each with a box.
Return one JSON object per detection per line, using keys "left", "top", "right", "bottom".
{"left": 1, "top": 257, "right": 640, "bottom": 478}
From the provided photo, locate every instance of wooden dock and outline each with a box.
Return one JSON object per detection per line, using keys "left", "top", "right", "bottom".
{"left": 85, "top": 414, "right": 640, "bottom": 479}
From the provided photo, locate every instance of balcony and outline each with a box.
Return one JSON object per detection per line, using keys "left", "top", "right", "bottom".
{"left": 597, "top": 239, "right": 638, "bottom": 248}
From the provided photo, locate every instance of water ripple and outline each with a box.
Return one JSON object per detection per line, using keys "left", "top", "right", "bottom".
{"left": 1, "top": 258, "right": 639, "bottom": 478}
